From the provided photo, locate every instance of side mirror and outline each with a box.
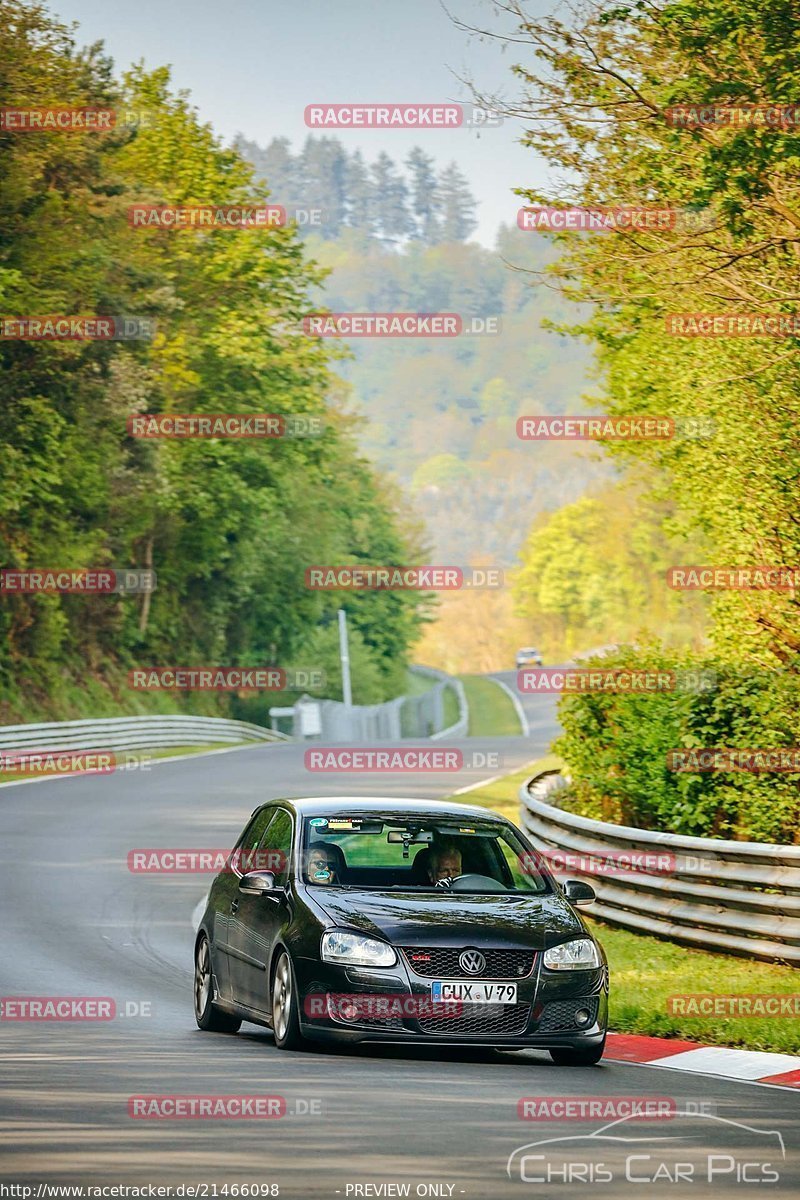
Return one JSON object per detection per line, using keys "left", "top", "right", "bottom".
{"left": 239, "top": 870, "right": 277, "bottom": 896}
{"left": 563, "top": 878, "right": 596, "bottom": 907}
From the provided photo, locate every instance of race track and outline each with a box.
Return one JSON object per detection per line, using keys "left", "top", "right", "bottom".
{"left": 1, "top": 701, "right": 798, "bottom": 1197}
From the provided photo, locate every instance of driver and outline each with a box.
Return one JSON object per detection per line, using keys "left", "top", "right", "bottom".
{"left": 428, "top": 841, "right": 462, "bottom": 888}
{"left": 305, "top": 842, "right": 338, "bottom": 885}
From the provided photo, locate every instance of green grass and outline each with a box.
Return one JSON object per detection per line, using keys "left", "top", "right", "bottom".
{"left": 402, "top": 670, "right": 461, "bottom": 734}
{"left": 405, "top": 670, "right": 436, "bottom": 698}
{"left": 455, "top": 755, "right": 562, "bottom": 820}
{"left": 448, "top": 756, "right": 800, "bottom": 1055}
{"left": 442, "top": 684, "right": 461, "bottom": 730}
{"left": 459, "top": 674, "right": 522, "bottom": 737}
{"left": 587, "top": 921, "right": 800, "bottom": 1055}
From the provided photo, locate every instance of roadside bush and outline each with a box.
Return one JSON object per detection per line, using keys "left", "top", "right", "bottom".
{"left": 554, "top": 646, "right": 800, "bottom": 843}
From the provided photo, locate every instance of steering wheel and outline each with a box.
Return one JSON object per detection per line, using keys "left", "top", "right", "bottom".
{"left": 449, "top": 873, "right": 506, "bottom": 892}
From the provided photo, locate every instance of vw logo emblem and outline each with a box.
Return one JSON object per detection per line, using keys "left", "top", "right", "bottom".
{"left": 459, "top": 949, "right": 486, "bottom": 975}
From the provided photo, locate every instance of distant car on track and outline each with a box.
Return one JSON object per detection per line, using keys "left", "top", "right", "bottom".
{"left": 516, "top": 647, "right": 543, "bottom": 668}
{"left": 194, "top": 797, "right": 608, "bottom": 1063}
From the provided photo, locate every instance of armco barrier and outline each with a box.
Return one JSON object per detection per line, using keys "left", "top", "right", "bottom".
{"left": 0, "top": 714, "right": 287, "bottom": 754}
{"left": 273, "top": 666, "right": 468, "bottom": 742}
{"left": 519, "top": 769, "right": 800, "bottom": 965}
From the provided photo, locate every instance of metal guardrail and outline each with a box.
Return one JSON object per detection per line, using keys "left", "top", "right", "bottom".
{"left": 271, "top": 665, "right": 468, "bottom": 742}
{"left": 0, "top": 714, "right": 288, "bottom": 753}
{"left": 520, "top": 769, "right": 800, "bottom": 965}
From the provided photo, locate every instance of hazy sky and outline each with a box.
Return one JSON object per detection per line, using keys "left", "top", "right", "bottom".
{"left": 51, "top": 0, "right": 560, "bottom": 245}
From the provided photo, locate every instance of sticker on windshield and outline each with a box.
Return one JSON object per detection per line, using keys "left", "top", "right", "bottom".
{"left": 327, "top": 817, "right": 382, "bottom": 831}
{"left": 309, "top": 817, "right": 328, "bottom": 828}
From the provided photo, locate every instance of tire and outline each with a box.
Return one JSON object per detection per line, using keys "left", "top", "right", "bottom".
{"left": 271, "top": 949, "right": 304, "bottom": 1050}
{"left": 194, "top": 934, "right": 241, "bottom": 1033}
{"left": 549, "top": 1037, "right": 606, "bottom": 1066}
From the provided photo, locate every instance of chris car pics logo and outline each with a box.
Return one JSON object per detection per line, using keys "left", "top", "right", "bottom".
{"left": 506, "top": 1112, "right": 785, "bottom": 1185}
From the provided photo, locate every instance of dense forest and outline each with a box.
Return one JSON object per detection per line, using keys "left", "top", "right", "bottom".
{"left": 234, "top": 136, "right": 479, "bottom": 246}
{"left": 496, "top": 0, "right": 800, "bottom": 843}
{"left": 0, "top": 1, "right": 429, "bottom": 721}
{"left": 235, "top": 134, "right": 603, "bottom": 566}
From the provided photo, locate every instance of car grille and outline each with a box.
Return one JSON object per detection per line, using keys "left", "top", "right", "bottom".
{"left": 536, "top": 996, "right": 599, "bottom": 1032}
{"left": 418, "top": 1002, "right": 531, "bottom": 1036}
{"left": 401, "top": 947, "right": 535, "bottom": 979}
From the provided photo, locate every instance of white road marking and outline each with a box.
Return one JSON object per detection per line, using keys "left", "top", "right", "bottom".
{"left": 647, "top": 1045, "right": 800, "bottom": 1080}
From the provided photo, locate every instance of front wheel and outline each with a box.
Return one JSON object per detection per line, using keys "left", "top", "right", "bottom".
{"left": 271, "top": 950, "right": 304, "bottom": 1050}
{"left": 549, "top": 1037, "right": 605, "bottom": 1066}
{"left": 194, "top": 935, "right": 241, "bottom": 1033}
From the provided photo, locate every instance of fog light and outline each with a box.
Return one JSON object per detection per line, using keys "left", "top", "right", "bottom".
{"left": 575, "top": 1007, "right": 591, "bottom": 1027}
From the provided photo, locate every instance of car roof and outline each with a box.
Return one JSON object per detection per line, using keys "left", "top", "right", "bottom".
{"left": 257, "top": 795, "right": 510, "bottom": 823}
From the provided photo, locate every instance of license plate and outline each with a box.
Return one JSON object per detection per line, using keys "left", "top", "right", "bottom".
{"left": 431, "top": 980, "right": 518, "bottom": 1004}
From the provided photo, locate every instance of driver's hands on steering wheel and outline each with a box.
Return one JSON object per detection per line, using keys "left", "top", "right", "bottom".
{"left": 434, "top": 875, "right": 456, "bottom": 889}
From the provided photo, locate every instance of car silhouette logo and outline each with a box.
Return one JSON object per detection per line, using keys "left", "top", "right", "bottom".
{"left": 459, "top": 949, "right": 486, "bottom": 975}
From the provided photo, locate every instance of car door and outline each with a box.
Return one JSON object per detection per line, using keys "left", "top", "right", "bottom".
{"left": 216, "top": 806, "right": 276, "bottom": 1005}
{"left": 227, "top": 807, "right": 294, "bottom": 1013}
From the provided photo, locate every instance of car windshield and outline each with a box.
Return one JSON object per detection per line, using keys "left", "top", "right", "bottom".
{"left": 301, "top": 815, "right": 551, "bottom": 894}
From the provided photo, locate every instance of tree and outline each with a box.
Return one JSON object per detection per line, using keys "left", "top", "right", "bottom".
{"left": 344, "top": 149, "right": 375, "bottom": 235}
{"left": 297, "top": 136, "right": 348, "bottom": 238}
{"left": 0, "top": 4, "right": 427, "bottom": 719}
{"left": 437, "top": 162, "right": 477, "bottom": 242}
{"left": 370, "top": 151, "right": 413, "bottom": 244}
{"left": 406, "top": 147, "right": 440, "bottom": 244}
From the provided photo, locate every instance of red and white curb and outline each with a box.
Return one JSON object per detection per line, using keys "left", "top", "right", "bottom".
{"left": 606, "top": 1033, "right": 800, "bottom": 1089}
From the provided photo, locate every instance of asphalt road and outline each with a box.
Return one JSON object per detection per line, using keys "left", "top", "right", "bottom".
{"left": 489, "top": 670, "right": 560, "bottom": 738}
{"left": 1, "top": 706, "right": 798, "bottom": 1198}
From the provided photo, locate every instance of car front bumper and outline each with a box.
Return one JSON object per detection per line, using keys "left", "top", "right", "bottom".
{"left": 294, "top": 955, "right": 608, "bottom": 1048}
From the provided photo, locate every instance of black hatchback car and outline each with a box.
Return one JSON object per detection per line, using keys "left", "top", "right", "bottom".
{"left": 194, "top": 797, "right": 608, "bottom": 1064}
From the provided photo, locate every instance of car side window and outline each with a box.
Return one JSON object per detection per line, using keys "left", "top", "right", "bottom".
{"left": 258, "top": 808, "right": 293, "bottom": 886}
{"left": 232, "top": 807, "right": 275, "bottom": 873}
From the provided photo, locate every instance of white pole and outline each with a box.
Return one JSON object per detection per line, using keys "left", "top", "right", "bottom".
{"left": 338, "top": 608, "right": 353, "bottom": 706}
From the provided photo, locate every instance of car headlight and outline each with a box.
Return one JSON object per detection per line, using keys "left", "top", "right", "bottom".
{"left": 321, "top": 929, "right": 397, "bottom": 967}
{"left": 543, "top": 938, "right": 600, "bottom": 970}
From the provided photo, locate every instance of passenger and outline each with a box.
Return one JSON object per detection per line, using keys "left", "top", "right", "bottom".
{"left": 305, "top": 842, "right": 338, "bottom": 885}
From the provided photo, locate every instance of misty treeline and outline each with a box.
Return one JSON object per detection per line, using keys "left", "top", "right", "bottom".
{"left": 496, "top": 0, "right": 800, "bottom": 842}
{"left": 0, "top": 1, "right": 429, "bottom": 722}
{"left": 234, "top": 135, "right": 478, "bottom": 245}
